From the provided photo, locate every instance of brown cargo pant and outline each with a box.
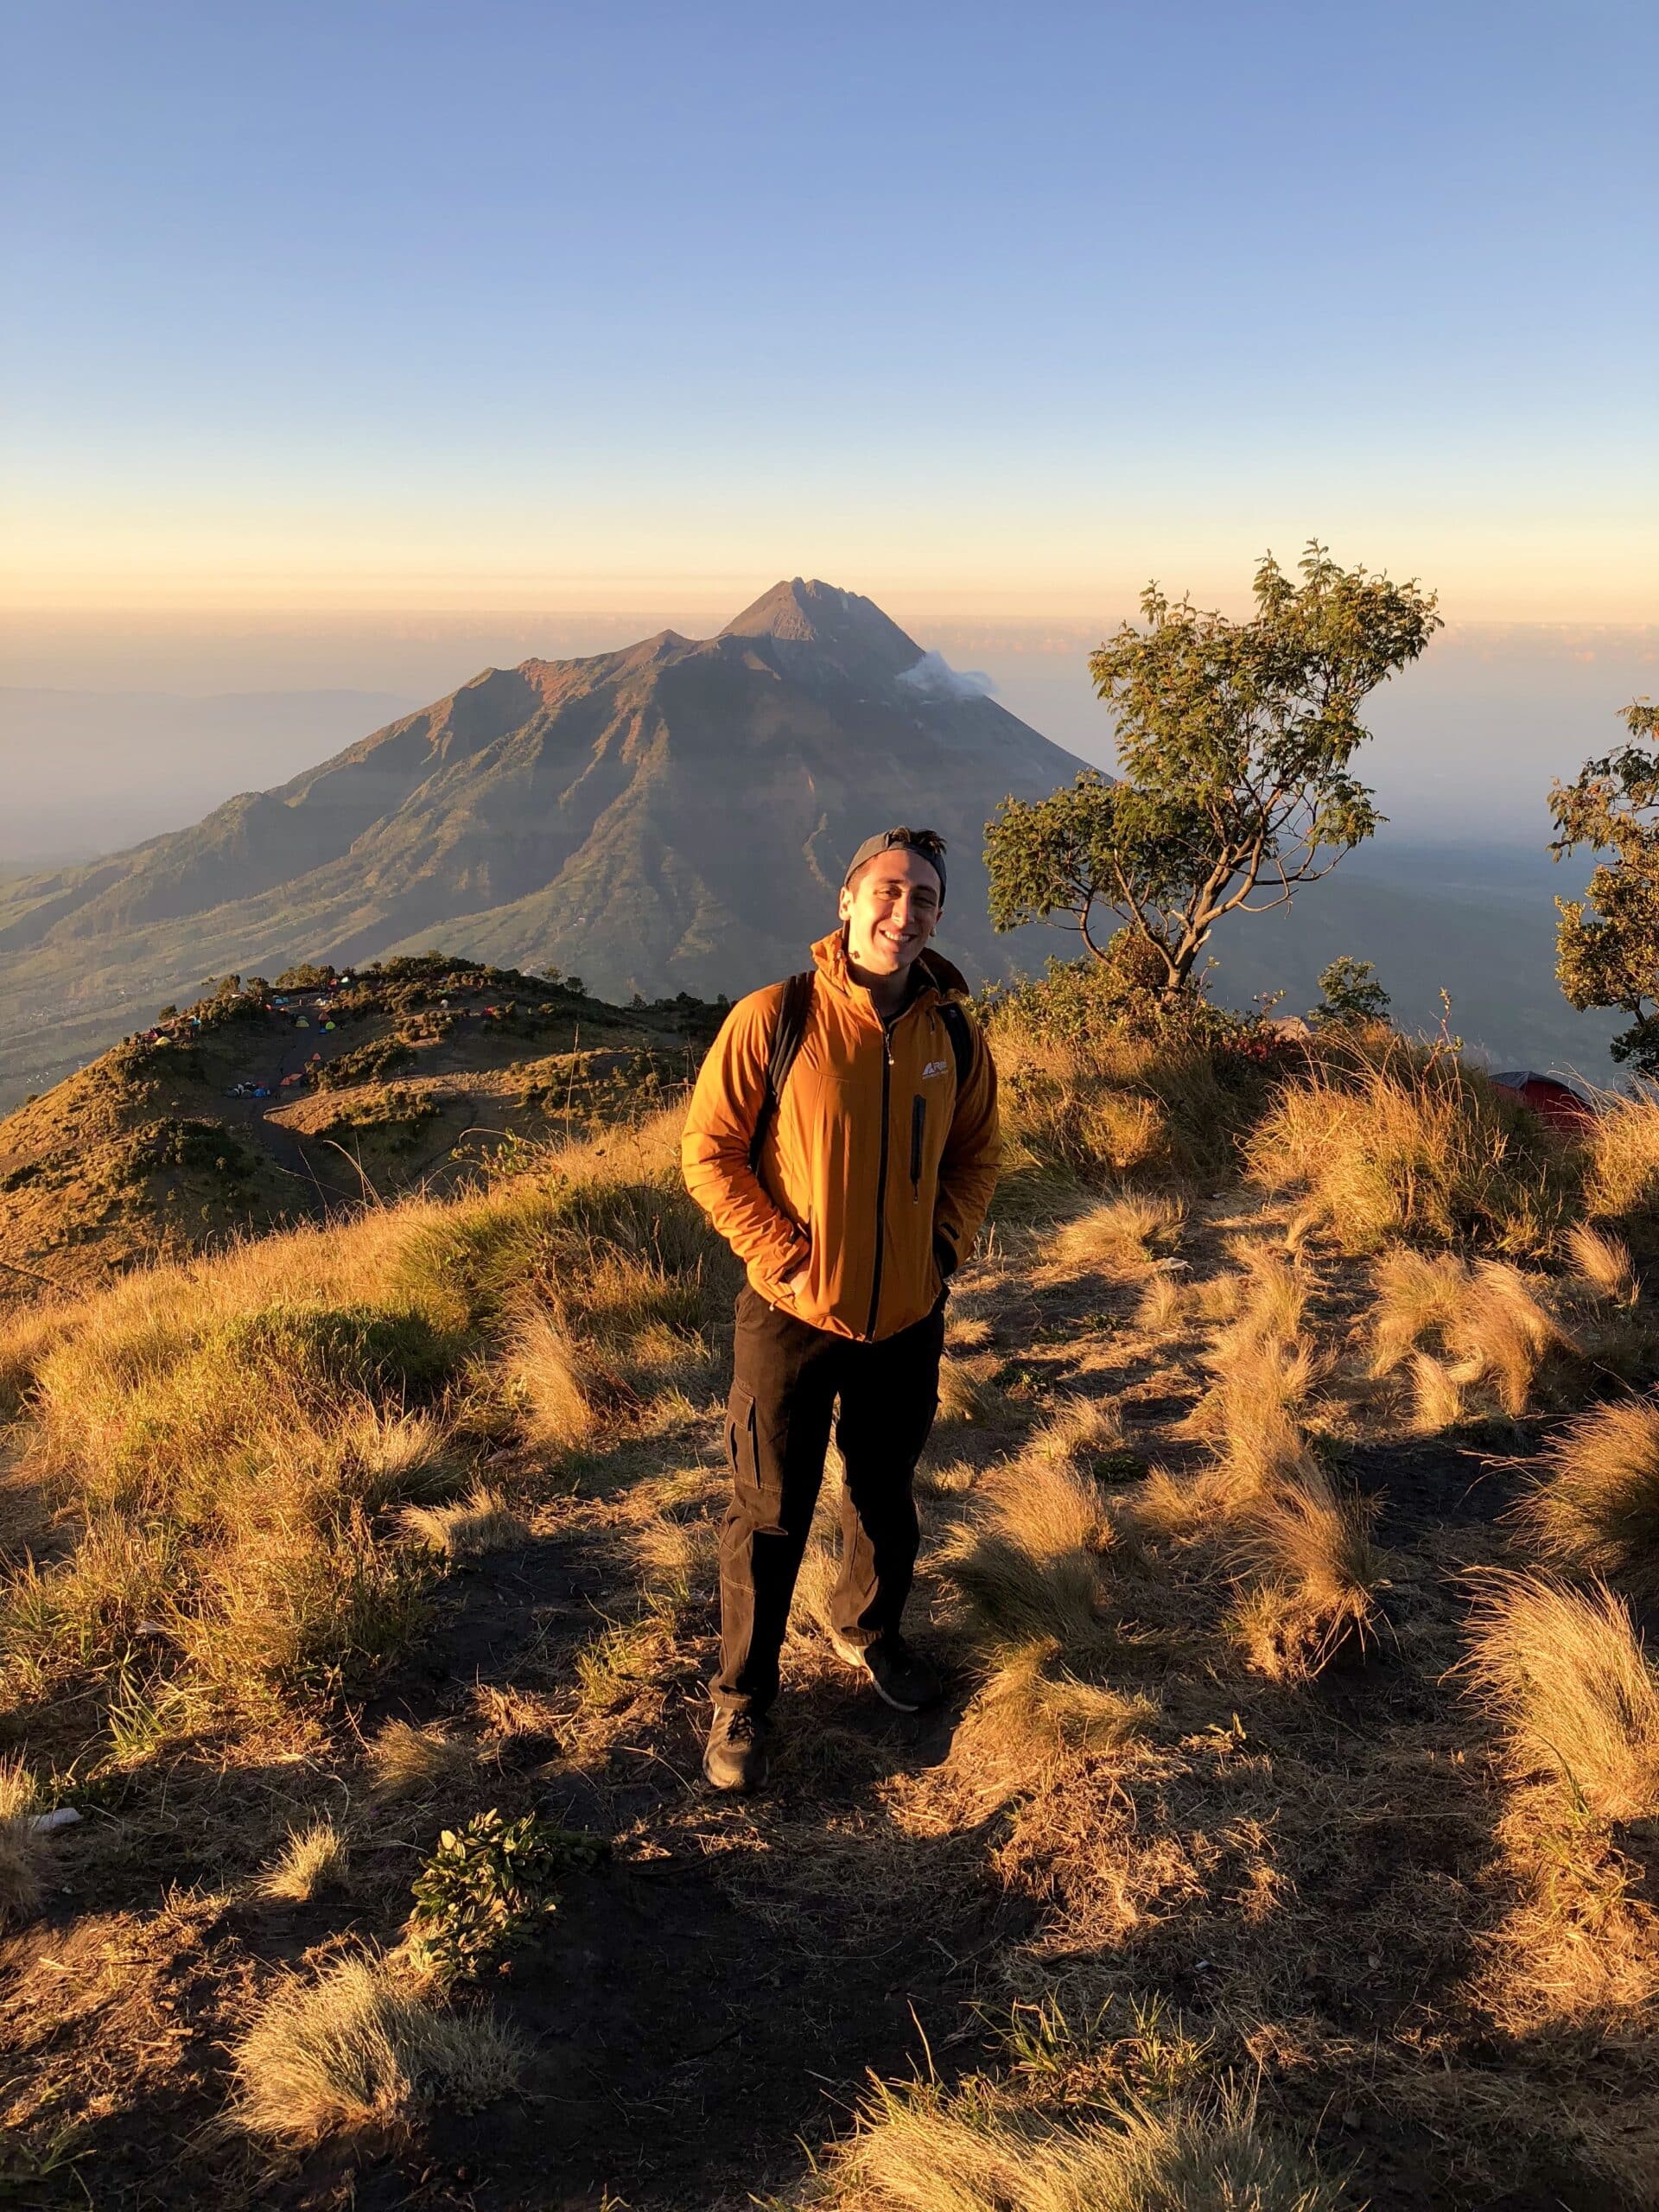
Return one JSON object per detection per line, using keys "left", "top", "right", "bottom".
{"left": 711, "top": 1282, "right": 946, "bottom": 1715}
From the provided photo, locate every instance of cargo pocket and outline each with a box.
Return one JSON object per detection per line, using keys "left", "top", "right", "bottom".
{"left": 726, "top": 1382, "right": 760, "bottom": 1493}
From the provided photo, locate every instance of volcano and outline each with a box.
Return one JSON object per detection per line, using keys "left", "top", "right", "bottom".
{"left": 0, "top": 579, "right": 1090, "bottom": 1101}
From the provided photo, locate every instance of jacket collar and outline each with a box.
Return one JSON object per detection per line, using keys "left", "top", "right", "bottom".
{"left": 810, "top": 930, "right": 971, "bottom": 1014}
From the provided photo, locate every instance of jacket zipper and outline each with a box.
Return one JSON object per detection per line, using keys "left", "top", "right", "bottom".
{"left": 865, "top": 1024, "right": 894, "bottom": 1338}
{"left": 910, "top": 1095, "right": 925, "bottom": 1194}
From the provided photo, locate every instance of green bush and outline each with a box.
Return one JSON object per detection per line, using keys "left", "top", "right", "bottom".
{"left": 407, "top": 1809, "right": 602, "bottom": 1980}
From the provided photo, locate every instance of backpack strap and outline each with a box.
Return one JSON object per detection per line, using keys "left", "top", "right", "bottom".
{"left": 748, "top": 969, "right": 816, "bottom": 1170}
{"left": 938, "top": 999, "right": 975, "bottom": 1094}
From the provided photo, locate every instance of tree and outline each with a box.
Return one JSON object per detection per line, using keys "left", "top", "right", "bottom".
{"left": 1550, "top": 701, "right": 1659, "bottom": 1072}
{"left": 984, "top": 543, "right": 1440, "bottom": 996}
{"left": 1310, "top": 956, "right": 1390, "bottom": 1027}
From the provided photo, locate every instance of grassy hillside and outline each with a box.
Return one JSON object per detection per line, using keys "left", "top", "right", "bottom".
{"left": 0, "top": 954, "right": 717, "bottom": 1298}
{"left": 4, "top": 985, "right": 1659, "bottom": 2205}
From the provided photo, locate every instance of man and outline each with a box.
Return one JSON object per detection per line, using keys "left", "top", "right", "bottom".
{"left": 681, "top": 827, "right": 1001, "bottom": 1792}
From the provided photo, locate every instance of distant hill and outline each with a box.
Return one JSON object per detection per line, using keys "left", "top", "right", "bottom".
{"left": 0, "top": 955, "right": 713, "bottom": 1297}
{"left": 0, "top": 580, "right": 1085, "bottom": 1107}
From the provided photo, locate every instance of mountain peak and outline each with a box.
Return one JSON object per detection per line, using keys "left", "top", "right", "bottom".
{"left": 719, "top": 578, "right": 922, "bottom": 672}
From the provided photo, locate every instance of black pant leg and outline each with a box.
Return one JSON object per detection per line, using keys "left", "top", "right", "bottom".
{"left": 830, "top": 1297, "right": 945, "bottom": 1647}
{"left": 712, "top": 1286, "right": 840, "bottom": 1713}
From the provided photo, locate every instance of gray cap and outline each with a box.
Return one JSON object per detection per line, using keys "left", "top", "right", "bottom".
{"left": 842, "top": 826, "right": 947, "bottom": 907}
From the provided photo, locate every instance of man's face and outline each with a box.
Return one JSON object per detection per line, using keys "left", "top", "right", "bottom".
{"left": 838, "top": 847, "right": 943, "bottom": 976}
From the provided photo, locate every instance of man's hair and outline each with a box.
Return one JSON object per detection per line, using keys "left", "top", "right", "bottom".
{"left": 842, "top": 826, "right": 948, "bottom": 906}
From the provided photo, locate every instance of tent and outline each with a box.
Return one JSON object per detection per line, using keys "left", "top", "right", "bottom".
{"left": 1490, "top": 1071, "right": 1599, "bottom": 1136}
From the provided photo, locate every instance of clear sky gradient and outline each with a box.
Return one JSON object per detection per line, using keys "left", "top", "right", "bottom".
{"left": 4, "top": 0, "right": 1656, "bottom": 620}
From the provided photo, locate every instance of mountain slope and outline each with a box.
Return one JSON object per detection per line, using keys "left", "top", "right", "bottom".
{"left": 0, "top": 581, "right": 1087, "bottom": 1105}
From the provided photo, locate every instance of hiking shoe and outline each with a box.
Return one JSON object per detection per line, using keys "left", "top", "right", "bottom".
{"left": 702, "top": 1706, "right": 769, "bottom": 1793}
{"left": 829, "top": 1630, "right": 942, "bottom": 1713}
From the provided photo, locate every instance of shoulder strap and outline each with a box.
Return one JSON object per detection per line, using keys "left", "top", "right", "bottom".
{"left": 938, "top": 999, "right": 975, "bottom": 1092}
{"left": 748, "top": 970, "right": 816, "bottom": 1170}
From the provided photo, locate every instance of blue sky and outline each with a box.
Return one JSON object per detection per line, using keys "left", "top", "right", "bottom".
{"left": 3, "top": 0, "right": 1656, "bottom": 617}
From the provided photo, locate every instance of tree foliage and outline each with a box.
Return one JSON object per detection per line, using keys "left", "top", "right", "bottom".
{"left": 1551, "top": 701, "right": 1659, "bottom": 1072}
{"left": 1311, "top": 956, "right": 1391, "bottom": 1027}
{"left": 985, "top": 544, "right": 1440, "bottom": 995}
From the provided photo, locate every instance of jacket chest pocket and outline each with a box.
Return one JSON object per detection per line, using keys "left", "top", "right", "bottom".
{"left": 909, "top": 1094, "right": 926, "bottom": 1195}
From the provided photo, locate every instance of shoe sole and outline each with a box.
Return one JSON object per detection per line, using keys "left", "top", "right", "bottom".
{"left": 827, "top": 1632, "right": 933, "bottom": 1713}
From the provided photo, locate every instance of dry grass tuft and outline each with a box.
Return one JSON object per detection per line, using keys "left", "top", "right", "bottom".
{"left": 958, "top": 1639, "right": 1156, "bottom": 1771}
{"left": 504, "top": 1304, "right": 603, "bottom": 1448}
{"left": 0, "top": 1758, "right": 48, "bottom": 1928}
{"left": 231, "top": 1951, "right": 524, "bottom": 2141}
{"left": 347, "top": 1411, "right": 466, "bottom": 1512}
{"left": 1466, "top": 1573, "right": 1659, "bottom": 1821}
{"left": 1051, "top": 1193, "right": 1185, "bottom": 1280}
{"left": 1250, "top": 1051, "right": 1561, "bottom": 1255}
{"left": 399, "top": 1485, "right": 528, "bottom": 1560}
{"left": 1231, "top": 1468, "right": 1383, "bottom": 1678}
{"left": 1583, "top": 1090, "right": 1659, "bottom": 1245}
{"left": 1369, "top": 1248, "right": 1467, "bottom": 1377}
{"left": 842, "top": 2075, "right": 1348, "bottom": 2212}
{"left": 1369, "top": 1249, "right": 1579, "bottom": 1420}
{"left": 1567, "top": 1222, "right": 1637, "bottom": 1305}
{"left": 1408, "top": 1351, "right": 1465, "bottom": 1435}
{"left": 364, "top": 1719, "right": 475, "bottom": 1802}
{"left": 938, "top": 1353, "right": 997, "bottom": 1426}
{"left": 943, "top": 1404, "right": 1128, "bottom": 1654}
{"left": 1134, "top": 1273, "right": 1187, "bottom": 1333}
{"left": 1518, "top": 1397, "right": 1659, "bottom": 1599}
{"left": 260, "top": 1818, "right": 351, "bottom": 1902}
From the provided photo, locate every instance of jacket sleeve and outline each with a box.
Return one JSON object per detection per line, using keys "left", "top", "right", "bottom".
{"left": 932, "top": 1018, "right": 1001, "bottom": 1278}
{"left": 680, "top": 990, "right": 810, "bottom": 1291}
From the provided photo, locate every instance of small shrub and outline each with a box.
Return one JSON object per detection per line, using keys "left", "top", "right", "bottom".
{"left": 406, "top": 1808, "right": 601, "bottom": 1982}
{"left": 232, "top": 1952, "right": 524, "bottom": 2140}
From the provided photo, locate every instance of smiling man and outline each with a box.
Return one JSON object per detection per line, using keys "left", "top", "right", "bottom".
{"left": 681, "top": 827, "right": 1001, "bottom": 1792}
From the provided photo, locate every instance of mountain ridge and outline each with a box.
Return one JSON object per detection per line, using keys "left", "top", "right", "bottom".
{"left": 0, "top": 581, "right": 1088, "bottom": 1106}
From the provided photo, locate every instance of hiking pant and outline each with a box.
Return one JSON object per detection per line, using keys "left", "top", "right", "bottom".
{"left": 712, "top": 1283, "right": 946, "bottom": 1714}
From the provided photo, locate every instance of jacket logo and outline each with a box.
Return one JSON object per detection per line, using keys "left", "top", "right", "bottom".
{"left": 922, "top": 1059, "right": 950, "bottom": 1079}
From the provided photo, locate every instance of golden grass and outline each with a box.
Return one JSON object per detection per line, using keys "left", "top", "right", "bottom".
{"left": 399, "top": 1485, "right": 528, "bottom": 1560}
{"left": 1051, "top": 1193, "right": 1185, "bottom": 1279}
{"left": 231, "top": 1951, "right": 524, "bottom": 2141}
{"left": 1567, "top": 1222, "right": 1637, "bottom": 1304}
{"left": 1582, "top": 1090, "right": 1659, "bottom": 1243}
{"left": 1466, "top": 1574, "right": 1659, "bottom": 1822}
{"left": 1231, "top": 1468, "right": 1382, "bottom": 1679}
{"left": 944, "top": 1402, "right": 1124, "bottom": 1655}
{"left": 938, "top": 1353, "right": 996, "bottom": 1426}
{"left": 957, "top": 1639, "right": 1156, "bottom": 1772}
{"left": 0, "top": 1757, "right": 47, "bottom": 1927}
{"left": 260, "top": 1817, "right": 351, "bottom": 1903}
{"left": 364, "top": 1719, "right": 475, "bottom": 1802}
{"left": 1250, "top": 1052, "right": 1561, "bottom": 1255}
{"left": 1369, "top": 1250, "right": 1579, "bottom": 1420}
{"left": 838, "top": 2075, "right": 1348, "bottom": 2212}
{"left": 1518, "top": 1397, "right": 1659, "bottom": 1599}
{"left": 1368, "top": 1248, "right": 1466, "bottom": 1378}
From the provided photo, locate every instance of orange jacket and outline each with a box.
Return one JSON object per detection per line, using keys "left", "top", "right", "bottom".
{"left": 681, "top": 932, "right": 1001, "bottom": 1341}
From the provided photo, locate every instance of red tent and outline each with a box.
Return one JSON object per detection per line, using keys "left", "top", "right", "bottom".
{"left": 1490, "top": 1071, "right": 1599, "bottom": 1136}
